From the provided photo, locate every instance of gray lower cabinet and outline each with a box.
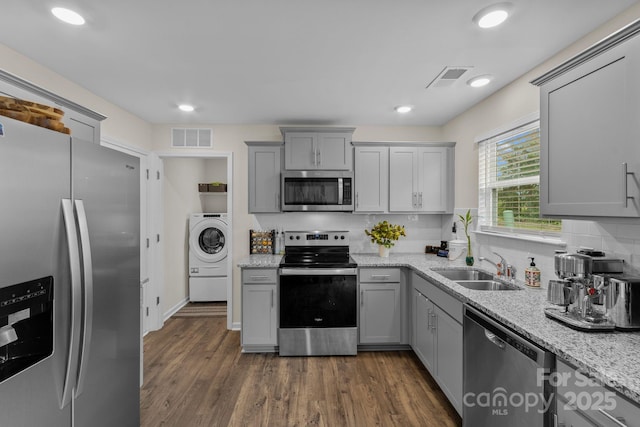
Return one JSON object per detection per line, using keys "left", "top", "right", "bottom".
{"left": 533, "top": 22, "right": 640, "bottom": 218}
{"left": 358, "top": 268, "right": 406, "bottom": 345}
{"left": 412, "top": 273, "right": 463, "bottom": 415}
{"left": 246, "top": 142, "right": 282, "bottom": 213}
{"left": 413, "top": 289, "right": 436, "bottom": 372}
{"left": 555, "top": 358, "right": 640, "bottom": 426}
{"left": 241, "top": 268, "right": 278, "bottom": 352}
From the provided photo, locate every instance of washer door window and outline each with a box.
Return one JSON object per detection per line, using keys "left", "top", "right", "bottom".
{"left": 199, "top": 227, "right": 225, "bottom": 254}
{"left": 190, "top": 220, "right": 228, "bottom": 263}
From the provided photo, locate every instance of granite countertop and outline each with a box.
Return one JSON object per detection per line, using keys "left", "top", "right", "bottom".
{"left": 238, "top": 252, "right": 640, "bottom": 404}
{"left": 237, "top": 254, "right": 282, "bottom": 267}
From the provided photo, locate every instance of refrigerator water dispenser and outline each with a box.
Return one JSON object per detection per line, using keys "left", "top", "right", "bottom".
{"left": 0, "top": 276, "right": 53, "bottom": 383}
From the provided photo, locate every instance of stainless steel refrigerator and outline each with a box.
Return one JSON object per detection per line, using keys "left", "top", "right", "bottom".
{"left": 0, "top": 116, "right": 140, "bottom": 426}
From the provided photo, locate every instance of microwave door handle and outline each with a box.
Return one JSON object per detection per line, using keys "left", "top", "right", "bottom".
{"left": 338, "top": 178, "right": 343, "bottom": 205}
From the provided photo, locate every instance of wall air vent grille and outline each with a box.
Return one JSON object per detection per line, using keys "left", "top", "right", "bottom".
{"left": 171, "top": 128, "right": 212, "bottom": 148}
{"left": 426, "top": 66, "right": 473, "bottom": 89}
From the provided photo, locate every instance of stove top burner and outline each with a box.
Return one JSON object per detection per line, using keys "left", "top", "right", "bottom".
{"left": 279, "top": 230, "right": 356, "bottom": 269}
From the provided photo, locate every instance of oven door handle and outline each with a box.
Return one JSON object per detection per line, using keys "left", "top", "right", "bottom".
{"left": 280, "top": 268, "right": 358, "bottom": 276}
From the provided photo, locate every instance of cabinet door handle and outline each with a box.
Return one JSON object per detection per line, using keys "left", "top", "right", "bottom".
{"left": 419, "top": 192, "right": 423, "bottom": 208}
{"left": 276, "top": 193, "right": 280, "bottom": 210}
{"left": 430, "top": 313, "right": 437, "bottom": 330}
{"left": 355, "top": 192, "right": 359, "bottom": 209}
{"left": 271, "top": 289, "right": 274, "bottom": 307}
{"left": 371, "top": 274, "right": 391, "bottom": 280}
{"left": 360, "top": 290, "right": 364, "bottom": 306}
{"left": 598, "top": 408, "right": 627, "bottom": 426}
{"left": 426, "top": 307, "right": 432, "bottom": 328}
{"left": 412, "top": 192, "right": 417, "bottom": 208}
{"left": 623, "top": 163, "right": 635, "bottom": 208}
{"left": 250, "top": 275, "right": 270, "bottom": 281}
{"left": 317, "top": 149, "right": 321, "bottom": 166}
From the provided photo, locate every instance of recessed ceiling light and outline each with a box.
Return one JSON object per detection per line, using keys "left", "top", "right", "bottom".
{"left": 467, "top": 75, "right": 492, "bottom": 88}
{"left": 472, "top": 3, "right": 512, "bottom": 29}
{"left": 178, "top": 104, "right": 195, "bottom": 112}
{"left": 395, "top": 105, "right": 412, "bottom": 114}
{"left": 51, "top": 7, "right": 85, "bottom": 26}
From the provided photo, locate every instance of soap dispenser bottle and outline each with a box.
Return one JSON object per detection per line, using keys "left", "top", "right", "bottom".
{"left": 525, "top": 257, "right": 541, "bottom": 287}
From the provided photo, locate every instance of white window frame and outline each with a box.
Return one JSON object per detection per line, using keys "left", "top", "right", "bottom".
{"left": 476, "top": 113, "right": 561, "bottom": 239}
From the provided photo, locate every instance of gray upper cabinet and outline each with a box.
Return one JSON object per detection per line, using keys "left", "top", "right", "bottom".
{"left": 281, "top": 127, "right": 354, "bottom": 170}
{"left": 389, "top": 144, "right": 454, "bottom": 213}
{"left": 354, "top": 145, "right": 388, "bottom": 212}
{"left": 532, "top": 22, "right": 640, "bottom": 218}
{"left": 0, "top": 70, "right": 104, "bottom": 144}
{"left": 246, "top": 141, "right": 282, "bottom": 213}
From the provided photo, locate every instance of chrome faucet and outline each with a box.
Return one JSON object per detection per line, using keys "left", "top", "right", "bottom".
{"left": 479, "top": 252, "right": 507, "bottom": 277}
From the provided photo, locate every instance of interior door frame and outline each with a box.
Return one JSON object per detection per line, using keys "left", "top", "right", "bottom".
{"left": 154, "top": 150, "right": 234, "bottom": 331}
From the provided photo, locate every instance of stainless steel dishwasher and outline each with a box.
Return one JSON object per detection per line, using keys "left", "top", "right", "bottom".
{"left": 463, "top": 305, "right": 555, "bottom": 427}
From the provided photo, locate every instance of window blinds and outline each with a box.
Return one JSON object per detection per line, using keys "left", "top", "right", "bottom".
{"left": 478, "top": 120, "right": 560, "bottom": 234}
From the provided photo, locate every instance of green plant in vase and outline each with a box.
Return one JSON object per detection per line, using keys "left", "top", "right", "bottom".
{"left": 365, "top": 220, "right": 406, "bottom": 257}
{"left": 458, "top": 210, "right": 474, "bottom": 266}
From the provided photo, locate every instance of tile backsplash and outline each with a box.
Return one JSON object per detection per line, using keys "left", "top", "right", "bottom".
{"left": 253, "top": 210, "right": 640, "bottom": 289}
{"left": 253, "top": 212, "right": 450, "bottom": 254}
{"left": 457, "top": 208, "right": 640, "bottom": 288}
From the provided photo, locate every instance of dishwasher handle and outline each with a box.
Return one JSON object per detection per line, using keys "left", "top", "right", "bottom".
{"left": 484, "top": 330, "right": 506, "bottom": 350}
{"left": 464, "top": 305, "right": 551, "bottom": 368}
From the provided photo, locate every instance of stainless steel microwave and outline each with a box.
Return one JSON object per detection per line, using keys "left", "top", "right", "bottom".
{"left": 281, "top": 171, "right": 353, "bottom": 212}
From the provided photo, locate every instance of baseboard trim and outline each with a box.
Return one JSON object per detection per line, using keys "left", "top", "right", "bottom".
{"left": 163, "top": 297, "right": 189, "bottom": 322}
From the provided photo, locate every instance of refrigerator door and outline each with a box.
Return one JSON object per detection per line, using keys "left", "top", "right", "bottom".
{"left": 0, "top": 118, "right": 72, "bottom": 426}
{"left": 71, "top": 138, "right": 140, "bottom": 427}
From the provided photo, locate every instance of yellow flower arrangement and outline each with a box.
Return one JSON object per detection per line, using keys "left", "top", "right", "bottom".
{"left": 364, "top": 220, "right": 406, "bottom": 248}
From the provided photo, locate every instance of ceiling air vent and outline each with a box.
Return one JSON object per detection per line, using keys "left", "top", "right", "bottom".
{"left": 171, "top": 128, "right": 212, "bottom": 148}
{"left": 426, "top": 66, "right": 473, "bottom": 89}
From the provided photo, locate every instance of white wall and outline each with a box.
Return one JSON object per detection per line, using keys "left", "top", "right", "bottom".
{"left": 162, "top": 158, "right": 209, "bottom": 309}
{"left": 444, "top": 4, "right": 640, "bottom": 286}
{"left": 0, "top": 43, "right": 152, "bottom": 150}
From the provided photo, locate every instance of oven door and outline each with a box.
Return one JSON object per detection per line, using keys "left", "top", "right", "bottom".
{"left": 278, "top": 268, "right": 357, "bottom": 356}
{"left": 281, "top": 171, "right": 353, "bottom": 212}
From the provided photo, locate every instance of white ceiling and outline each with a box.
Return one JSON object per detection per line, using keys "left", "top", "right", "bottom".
{"left": 1, "top": 1, "right": 637, "bottom": 126}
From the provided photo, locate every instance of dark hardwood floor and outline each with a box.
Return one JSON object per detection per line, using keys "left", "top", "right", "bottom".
{"left": 140, "top": 316, "right": 462, "bottom": 427}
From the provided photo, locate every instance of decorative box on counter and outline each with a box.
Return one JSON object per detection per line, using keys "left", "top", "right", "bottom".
{"left": 250, "top": 229, "right": 275, "bottom": 254}
{"left": 198, "top": 182, "right": 227, "bottom": 192}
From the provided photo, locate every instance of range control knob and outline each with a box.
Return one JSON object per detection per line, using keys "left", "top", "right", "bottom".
{"left": 289, "top": 235, "right": 294, "bottom": 240}
{"left": 296, "top": 235, "right": 300, "bottom": 240}
{"left": 341, "top": 235, "right": 346, "bottom": 240}
{"left": 334, "top": 235, "right": 339, "bottom": 240}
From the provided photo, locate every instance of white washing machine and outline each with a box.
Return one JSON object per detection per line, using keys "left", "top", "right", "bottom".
{"left": 188, "top": 213, "right": 229, "bottom": 301}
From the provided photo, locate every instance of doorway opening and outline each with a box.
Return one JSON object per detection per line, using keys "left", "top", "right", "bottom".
{"left": 151, "top": 151, "right": 234, "bottom": 331}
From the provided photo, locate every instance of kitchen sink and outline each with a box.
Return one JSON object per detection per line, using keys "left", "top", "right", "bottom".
{"left": 431, "top": 268, "right": 495, "bottom": 281}
{"left": 431, "top": 268, "right": 521, "bottom": 291}
{"left": 455, "top": 280, "right": 520, "bottom": 291}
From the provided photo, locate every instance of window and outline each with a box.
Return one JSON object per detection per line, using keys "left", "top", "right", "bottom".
{"left": 478, "top": 117, "right": 561, "bottom": 235}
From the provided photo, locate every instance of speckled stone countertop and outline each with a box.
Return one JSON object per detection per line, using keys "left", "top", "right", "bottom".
{"left": 238, "top": 253, "right": 640, "bottom": 404}
{"left": 237, "top": 254, "right": 283, "bottom": 267}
